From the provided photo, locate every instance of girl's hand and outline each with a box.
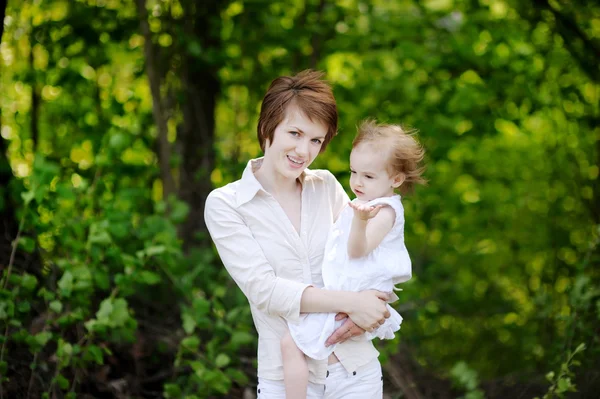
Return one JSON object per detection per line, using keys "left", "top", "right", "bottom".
{"left": 349, "top": 202, "right": 383, "bottom": 221}
{"left": 346, "top": 290, "right": 390, "bottom": 331}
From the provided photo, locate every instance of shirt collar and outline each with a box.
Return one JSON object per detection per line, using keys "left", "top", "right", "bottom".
{"left": 235, "top": 157, "right": 323, "bottom": 208}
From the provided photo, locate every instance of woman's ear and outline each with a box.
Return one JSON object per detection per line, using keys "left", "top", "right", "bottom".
{"left": 392, "top": 173, "right": 405, "bottom": 188}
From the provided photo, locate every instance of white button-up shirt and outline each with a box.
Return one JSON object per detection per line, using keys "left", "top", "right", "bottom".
{"left": 204, "top": 158, "right": 379, "bottom": 384}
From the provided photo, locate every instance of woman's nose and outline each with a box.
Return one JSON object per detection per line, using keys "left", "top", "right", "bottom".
{"left": 296, "top": 138, "right": 309, "bottom": 156}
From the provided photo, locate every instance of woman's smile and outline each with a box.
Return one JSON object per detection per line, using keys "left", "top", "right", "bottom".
{"left": 287, "top": 154, "right": 306, "bottom": 168}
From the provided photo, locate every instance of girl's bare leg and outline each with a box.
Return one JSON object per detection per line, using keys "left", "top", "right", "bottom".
{"left": 281, "top": 330, "right": 309, "bottom": 399}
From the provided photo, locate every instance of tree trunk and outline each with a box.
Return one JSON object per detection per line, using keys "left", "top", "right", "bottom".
{"left": 0, "top": 0, "right": 5, "bottom": 41}
{"left": 0, "top": 118, "right": 17, "bottom": 269}
{"left": 177, "top": 0, "right": 222, "bottom": 249}
{"left": 0, "top": 0, "right": 17, "bottom": 269}
{"left": 135, "top": 0, "right": 176, "bottom": 199}
{"left": 30, "top": 36, "right": 39, "bottom": 151}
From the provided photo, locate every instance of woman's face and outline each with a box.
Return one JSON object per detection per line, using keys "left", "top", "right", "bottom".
{"left": 263, "top": 104, "right": 327, "bottom": 180}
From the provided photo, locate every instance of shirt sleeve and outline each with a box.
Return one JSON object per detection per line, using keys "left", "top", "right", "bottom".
{"left": 204, "top": 190, "right": 310, "bottom": 322}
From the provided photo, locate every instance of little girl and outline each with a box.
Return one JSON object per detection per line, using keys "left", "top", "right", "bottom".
{"left": 280, "top": 119, "right": 426, "bottom": 398}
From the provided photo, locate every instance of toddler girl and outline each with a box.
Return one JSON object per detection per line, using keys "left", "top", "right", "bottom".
{"left": 281, "top": 119, "right": 426, "bottom": 398}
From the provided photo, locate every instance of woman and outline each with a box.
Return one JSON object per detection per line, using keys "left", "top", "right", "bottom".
{"left": 204, "top": 70, "right": 391, "bottom": 398}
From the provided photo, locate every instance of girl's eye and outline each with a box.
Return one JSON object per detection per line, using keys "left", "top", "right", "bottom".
{"left": 350, "top": 170, "right": 356, "bottom": 174}
{"left": 312, "top": 139, "right": 322, "bottom": 145}
{"left": 366, "top": 175, "right": 373, "bottom": 179}
{"left": 289, "top": 131, "right": 299, "bottom": 136}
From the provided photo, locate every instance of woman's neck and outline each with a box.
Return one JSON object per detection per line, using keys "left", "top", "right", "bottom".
{"left": 254, "top": 158, "right": 299, "bottom": 196}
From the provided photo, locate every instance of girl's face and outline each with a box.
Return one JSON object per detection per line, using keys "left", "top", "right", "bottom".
{"left": 263, "top": 104, "right": 327, "bottom": 181}
{"left": 349, "top": 142, "right": 403, "bottom": 201}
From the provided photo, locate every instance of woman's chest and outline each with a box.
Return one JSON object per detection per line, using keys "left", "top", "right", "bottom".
{"left": 239, "top": 196, "right": 334, "bottom": 283}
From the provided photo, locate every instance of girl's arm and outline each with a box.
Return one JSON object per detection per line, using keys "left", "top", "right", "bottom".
{"left": 347, "top": 204, "right": 395, "bottom": 258}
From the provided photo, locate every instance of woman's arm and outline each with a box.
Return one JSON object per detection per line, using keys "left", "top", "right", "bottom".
{"left": 205, "top": 191, "right": 310, "bottom": 322}
{"left": 301, "top": 287, "right": 391, "bottom": 331}
{"left": 205, "top": 189, "right": 389, "bottom": 326}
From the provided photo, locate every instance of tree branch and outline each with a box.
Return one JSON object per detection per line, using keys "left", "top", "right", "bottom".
{"left": 534, "top": 0, "right": 600, "bottom": 82}
{"left": 135, "top": 0, "right": 176, "bottom": 199}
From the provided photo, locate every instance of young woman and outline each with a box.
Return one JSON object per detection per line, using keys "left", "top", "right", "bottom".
{"left": 204, "top": 70, "right": 391, "bottom": 398}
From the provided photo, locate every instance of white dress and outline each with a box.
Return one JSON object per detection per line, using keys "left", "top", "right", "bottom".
{"left": 288, "top": 195, "right": 412, "bottom": 360}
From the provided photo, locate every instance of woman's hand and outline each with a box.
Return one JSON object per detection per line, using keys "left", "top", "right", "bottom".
{"left": 346, "top": 290, "right": 391, "bottom": 331}
{"left": 325, "top": 314, "right": 363, "bottom": 346}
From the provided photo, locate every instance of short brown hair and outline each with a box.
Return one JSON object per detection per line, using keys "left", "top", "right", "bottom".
{"left": 257, "top": 70, "right": 338, "bottom": 153}
{"left": 353, "top": 119, "right": 427, "bottom": 194}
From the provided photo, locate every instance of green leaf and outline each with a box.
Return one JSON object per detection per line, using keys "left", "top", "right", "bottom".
{"left": 164, "top": 383, "right": 182, "bottom": 398}
{"left": 203, "top": 369, "right": 231, "bottom": 394}
{"left": 34, "top": 331, "right": 53, "bottom": 347}
{"left": 214, "top": 353, "right": 230, "bottom": 368}
{"left": 87, "top": 222, "right": 113, "bottom": 246}
{"left": 20, "top": 273, "right": 38, "bottom": 292}
{"left": 226, "top": 368, "right": 249, "bottom": 385}
{"left": 57, "top": 271, "right": 74, "bottom": 297}
{"left": 573, "top": 343, "right": 586, "bottom": 355}
{"left": 181, "top": 336, "right": 200, "bottom": 351}
{"left": 187, "top": 40, "right": 202, "bottom": 57}
{"left": 49, "top": 300, "right": 63, "bottom": 313}
{"left": 169, "top": 199, "right": 190, "bottom": 223}
{"left": 557, "top": 377, "right": 571, "bottom": 393}
{"left": 182, "top": 312, "right": 196, "bottom": 334}
{"left": 139, "top": 270, "right": 161, "bottom": 285}
{"left": 38, "top": 287, "right": 55, "bottom": 301}
{"left": 145, "top": 245, "right": 166, "bottom": 257}
{"left": 21, "top": 191, "right": 35, "bottom": 204}
{"left": 94, "top": 269, "right": 110, "bottom": 290}
{"left": 190, "top": 360, "right": 205, "bottom": 378}
{"left": 0, "top": 300, "right": 15, "bottom": 320}
{"left": 18, "top": 236, "right": 36, "bottom": 253}
{"left": 193, "top": 297, "right": 211, "bottom": 317}
{"left": 110, "top": 298, "right": 131, "bottom": 327}
{"left": 17, "top": 301, "right": 31, "bottom": 313}
{"left": 54, "top": 373, "right": 69, "bottom": 390}
{"left": 230, "top": 331, "right": 254, "bottom": 348}
{"left": 85, "top": 345, "right": 104, "bottom": 365}
{"left": 96, "top": 298, "right": 114, "bottom": 322}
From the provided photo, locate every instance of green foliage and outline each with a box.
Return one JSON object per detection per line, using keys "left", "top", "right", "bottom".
{"left": 1, "top": 0, "right": 599, "bottom": 397}
{"left": 450, "top": 361, "right": 486, "bottom": 399}
{"left": 536, "top": 343, "right": 586, "bottom": 399}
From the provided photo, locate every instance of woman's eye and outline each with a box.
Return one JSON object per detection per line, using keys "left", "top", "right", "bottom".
{"left": 312, "top": 139, "right": 322, "bottom": 144}
{"left": 290, "top": 131, "right": 299, "bottom": 136}
{"left": 350, "top": 170, "right": 356, "bottom": 174}
{"left": 366, "top": 175, "right": 373, "bottom": 179}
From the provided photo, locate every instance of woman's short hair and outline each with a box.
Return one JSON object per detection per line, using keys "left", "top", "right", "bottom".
{"left": 353, "top": 119, "right": 427, "bottom": 194}
{"left": 257, "top": 70, "right": 338, "bottom": 153}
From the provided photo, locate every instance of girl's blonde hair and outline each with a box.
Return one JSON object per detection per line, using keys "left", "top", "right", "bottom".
{"left": 352, "top": 119, "right": 427, "bottom": 194}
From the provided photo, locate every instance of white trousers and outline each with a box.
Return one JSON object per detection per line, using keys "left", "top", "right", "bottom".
{"left": 256, "top": 358, "right": 383, "bottom": 399}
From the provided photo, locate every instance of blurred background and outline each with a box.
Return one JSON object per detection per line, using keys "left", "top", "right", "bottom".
{"left": 1, "top": 0, "right": 599, "bottom": 398}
